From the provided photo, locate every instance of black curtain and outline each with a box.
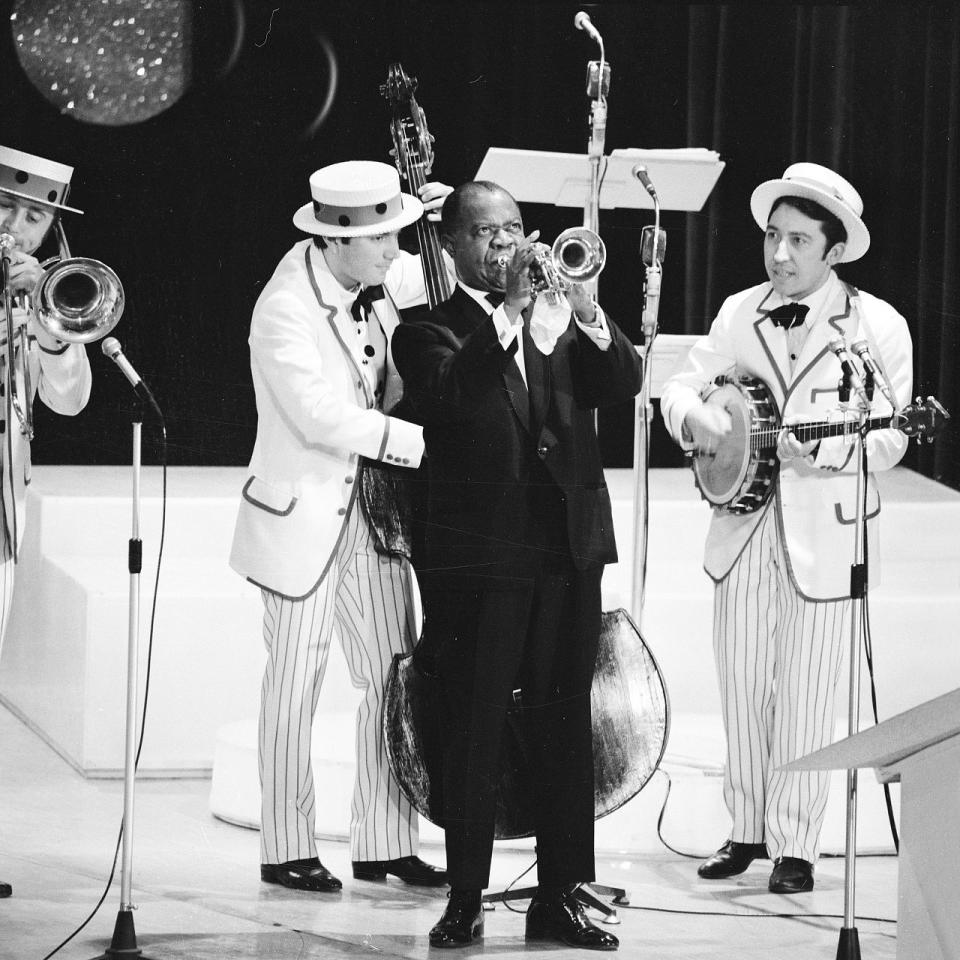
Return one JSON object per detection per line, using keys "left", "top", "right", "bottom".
{"left": 1, "top": 1, "right": 956, "bottom": 486}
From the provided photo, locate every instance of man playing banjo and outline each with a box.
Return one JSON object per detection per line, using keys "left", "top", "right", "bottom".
{"left": 660, "top": 163, "right": 912, "bottom": 893}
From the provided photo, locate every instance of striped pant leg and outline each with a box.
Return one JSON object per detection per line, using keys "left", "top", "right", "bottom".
{"left": 334, "top": 512, "right": 418, "bottom": 863}
{"left": 258, "top": 560, "right": 340, "bottom": 865}
{"left": 713, "top": 507, "right": 780, "bottom": 844}
{"left": 765, "top": 526, "right": 849, "bottom": 861}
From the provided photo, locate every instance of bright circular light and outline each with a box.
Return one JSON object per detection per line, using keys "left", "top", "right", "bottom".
{"left": 11, "top": 0, "right": 189, "bottom": 126}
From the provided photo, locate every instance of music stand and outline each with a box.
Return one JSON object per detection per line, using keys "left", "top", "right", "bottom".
{"left": 473, "top": 148, "right": 721, "bottom": 920}
{"left": 474, "top": 146, "right": 724, "bottom": 212}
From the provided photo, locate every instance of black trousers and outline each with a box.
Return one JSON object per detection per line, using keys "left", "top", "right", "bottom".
{"left": 422, "top": 556, "right": 602, "bottom": 891}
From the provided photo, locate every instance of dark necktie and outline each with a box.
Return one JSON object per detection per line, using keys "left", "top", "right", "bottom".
{"left": 485, "top": 291, "right": 505, "bottom": 308}
{"left": 767, "top": 302, "right": 809, "bottom": 329}
{"left": 351, "top": 284, "right": 384, "bottom": 325}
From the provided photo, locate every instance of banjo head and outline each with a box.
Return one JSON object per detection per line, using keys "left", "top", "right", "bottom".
{"left": 693, "top": 382, "right": 755, "bottom": 506}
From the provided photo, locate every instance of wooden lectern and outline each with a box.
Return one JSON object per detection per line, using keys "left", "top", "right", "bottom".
{"left": 785, "top": 687, "right": 960, "bottom": 960}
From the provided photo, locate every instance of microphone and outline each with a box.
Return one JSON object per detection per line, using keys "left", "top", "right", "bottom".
{"left": 102, "top": 337, "right": 163, "bottom": 419}
{"left": 574, "top": 10, "right": 602, "bottom": 44}
{"left": 850, "top": 338, "right": 898, "bottom": 410}
{"left": 632, "top": 164, "right": 658, "bottom": 200}
{"left": 641, "top": 224, "right": 667, "bottom": 267}
{"left": 640, "top": 226, "right": 666, "bottom": 340}
{"left": 828, "top": 337, "right": 870, "bottom": 407}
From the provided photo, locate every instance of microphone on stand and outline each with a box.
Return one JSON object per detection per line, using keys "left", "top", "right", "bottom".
{"left": 633, "top": 164, "right": 658, "bottom": 200}
{"left": 102, "top": 336, "right": 164, "bottom": 419}
{"left": 850, "top": 339, "right": 898, "bottom": 411}
{"left": 828, "top": 336, "right": 871, "bottom": 408}
{"left": 575, "top": 11, "right": 609, "bottom": 161}
{"left": 574, "top": 10, "right": 602, "bottom": 43}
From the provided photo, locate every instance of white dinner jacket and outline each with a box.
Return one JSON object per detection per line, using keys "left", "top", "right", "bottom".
{"left": 661, "top": 275, "right": 913, "bottom": 600}
{"left": 229, "top": 239, "right": 426, "bottom": 599}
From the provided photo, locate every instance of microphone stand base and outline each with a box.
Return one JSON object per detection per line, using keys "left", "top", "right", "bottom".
{"left": 836, "top": 926, "right": 861, "bottom": 960}
{"left": 89, "top": 907, "right": 159, "bottom": 959}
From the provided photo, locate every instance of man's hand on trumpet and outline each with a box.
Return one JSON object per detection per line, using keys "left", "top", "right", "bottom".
{"left": 564, "top": 282, "right": 598, "bottom": 326}
{"left": 503, "top": 229, "right": 541, "bottom": 322}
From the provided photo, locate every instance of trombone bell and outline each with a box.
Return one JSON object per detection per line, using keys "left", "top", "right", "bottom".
{"left": 33, "top": 257, "right": 124, "bottom": 344}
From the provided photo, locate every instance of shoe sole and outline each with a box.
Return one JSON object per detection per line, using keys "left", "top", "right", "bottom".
{"left": 261, "top": 874, "right": 342, "bottom": 892}
{"left": 526, "top": 924, "right": 618, "bottom": 951}
{"left": 353, "top": 871, "right": 447, "bottom": 886}
{"left": 768, "top": 882, "right": 815, "bottom": 894}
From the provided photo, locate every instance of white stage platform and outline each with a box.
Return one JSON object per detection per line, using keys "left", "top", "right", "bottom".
{"left": 2, "top": 464, "right": 958, "bottom": 856}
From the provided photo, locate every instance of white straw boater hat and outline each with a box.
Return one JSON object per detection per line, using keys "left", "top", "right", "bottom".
{"left": 292, "top": 160, "right": 423, "bottom": 237}
{"left": 0, "top": 145, "right": 82, "bottom": 215}
{"left": 750, "top": 162, "right": 869, "bottom": 263}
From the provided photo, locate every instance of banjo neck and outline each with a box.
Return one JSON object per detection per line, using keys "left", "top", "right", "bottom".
{"left": 752, "top": 414, "right": 892, "bottom": 449}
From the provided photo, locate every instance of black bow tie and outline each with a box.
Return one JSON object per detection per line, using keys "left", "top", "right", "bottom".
{"left": 351, "top": 284, "right": 384, "bottom": 324}
{"left": 485, "top": 291, "right": 505, "bottom": 308}
{"left": 767, "top": 302, "right": 809, "bottom": 329}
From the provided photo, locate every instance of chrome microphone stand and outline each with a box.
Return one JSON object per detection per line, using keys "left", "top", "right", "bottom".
{"left": 630, "top": 193, "right": 663, "bottom": 624}
{"left": 92, "top": 398, "right": 157, "bottom": 960}
{"left": 576, "top": 10, "right": 609, "bottom": 296}
{"left": 836, "top": 366, "right": 876, "bottom": 960}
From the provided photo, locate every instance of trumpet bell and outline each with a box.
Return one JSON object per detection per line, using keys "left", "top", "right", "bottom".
{"left": 553, "top": 226, "right": 606, "bottom": 284}
{"left": 33, "top": 257, "right": 124, "bottom": 344}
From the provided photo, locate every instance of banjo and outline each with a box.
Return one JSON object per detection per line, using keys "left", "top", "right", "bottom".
{"left": 690, "top": 376, "right": 949, "bottom": 514}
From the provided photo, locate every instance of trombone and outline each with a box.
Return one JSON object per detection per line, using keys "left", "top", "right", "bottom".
{"left": 0, "top": 222, "right": 124, "bottom": 440}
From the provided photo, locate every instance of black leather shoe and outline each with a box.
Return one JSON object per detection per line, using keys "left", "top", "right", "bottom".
{"left": 697, "top": 840, "right": 768, "bottom": 879}
{"left": 769, "top": 857, "right": 814, "bottom": 893}
{"left": 353, "top": 855, "right": 447, "bottom": 886}
{"left": 429, "top": 890, "right": 483, "bottom": 948}
{"left": 260, "top": 857, "right": 342, "bottom": 892}
{"left": 0, "top": 880, "right": 10, "bottom": 898}
{"left": 526, "top": 886, "right": 619, "bottom": 951}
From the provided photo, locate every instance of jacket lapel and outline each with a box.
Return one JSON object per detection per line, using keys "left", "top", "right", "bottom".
{"left": 304, "top": 245, "right": 374, "bottom": 407}
{"left": 785, "top": 283, "right": 853, "bottom": 407}
{"left": 751, "top": 286, "right": 790, "bottom": 400}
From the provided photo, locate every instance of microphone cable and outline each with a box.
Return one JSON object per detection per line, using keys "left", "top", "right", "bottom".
{"left": 40, "top": 415, "right": 168, "bottom": 960}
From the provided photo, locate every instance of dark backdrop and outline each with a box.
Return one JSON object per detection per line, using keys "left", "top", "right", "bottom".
{"left": 2, "top": 1, "right": 957, "bottom": 485}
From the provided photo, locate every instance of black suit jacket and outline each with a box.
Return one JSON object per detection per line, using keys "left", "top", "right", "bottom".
{"left": 392, "top": 287, "right": 642, "bottom": 585}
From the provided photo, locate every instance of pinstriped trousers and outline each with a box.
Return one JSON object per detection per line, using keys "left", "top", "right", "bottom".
{"left": 714, "top": 506, "right": 849, "bottom": 863}
{"left": 258, "top": 504, "right": 419, "bottom": 865}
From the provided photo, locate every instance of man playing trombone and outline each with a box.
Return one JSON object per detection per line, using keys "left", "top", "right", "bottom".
{"left": 392, "top": 181, "right": 641, "bottom": 950}
{"left": 0, "top": 145, "right": 92, "bottom": 900}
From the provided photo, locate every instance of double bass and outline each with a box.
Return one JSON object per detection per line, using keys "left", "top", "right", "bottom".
{"left": 379, "top": 62, "right": 670, "bottom": 838}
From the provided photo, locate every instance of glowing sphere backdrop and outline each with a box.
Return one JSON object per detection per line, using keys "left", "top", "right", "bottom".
{"left": 11, "top": 0, "right": 188, "bottom": 125}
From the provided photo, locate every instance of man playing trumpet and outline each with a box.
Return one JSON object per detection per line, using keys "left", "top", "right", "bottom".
{"left": 392, "top": 181, "right": 641, "bottom": 950}
{"left": 0, "top": 145, "right": 92, "bottom": 900}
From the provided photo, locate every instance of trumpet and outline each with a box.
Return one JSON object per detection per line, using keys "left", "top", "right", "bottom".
{"left": 497, "top": 227, "right": 606, "bottom": 305}
{"left": 0, "top": 222, "right": 124, "bottom": 440}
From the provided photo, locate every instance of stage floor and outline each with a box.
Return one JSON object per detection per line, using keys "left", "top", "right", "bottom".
{"left": 0, "top": 702, "right": 898, "bottom": 959}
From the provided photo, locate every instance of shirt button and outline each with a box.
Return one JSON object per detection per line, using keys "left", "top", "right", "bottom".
{"left": 337, "top": 507, "right": 346, "bottom": 516}
{"left": 386, "top": 453, "right": 394, "bottom": 461}
{"left": 345, "top": 476, "right": 354, "bottom": 484}
{"left": 401, "top": 458, "right": 409, "bottom": 464}
{"left": 538, "top": 445, "right": 548, "bottom": 457}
